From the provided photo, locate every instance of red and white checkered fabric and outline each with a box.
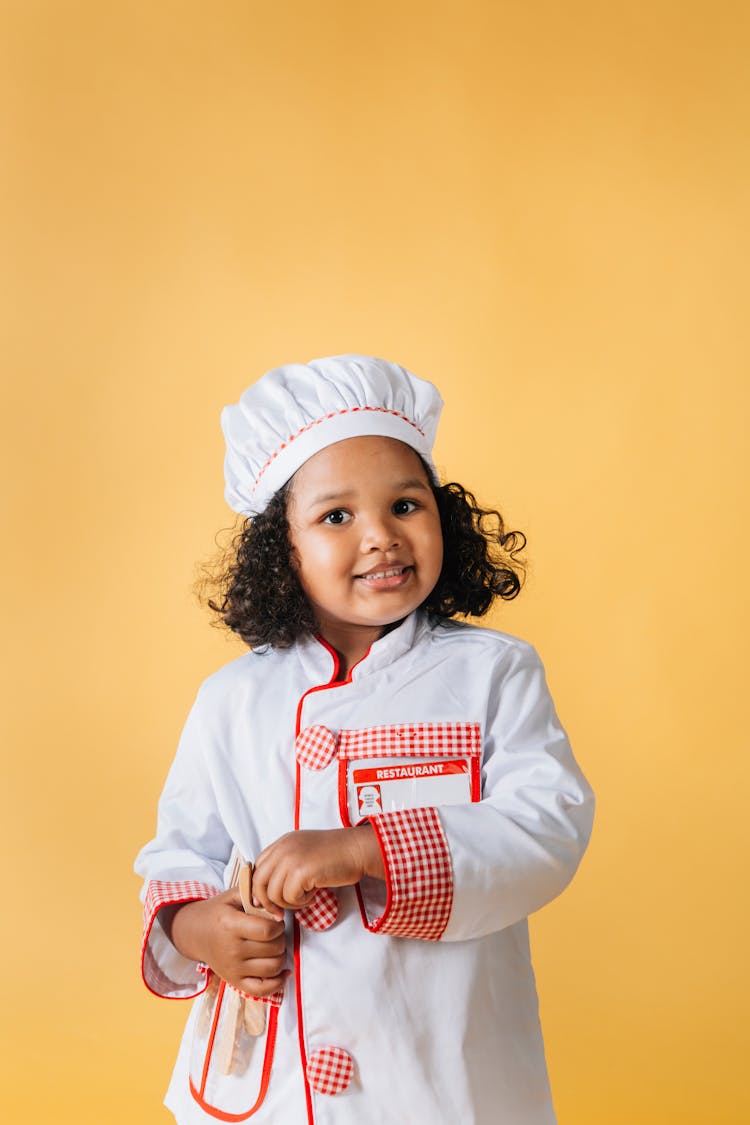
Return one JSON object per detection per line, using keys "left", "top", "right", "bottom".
{"left": 141, "top": 879, "right": 221, "bottom": 996}
{"left": 229, "top": 981, "right": 285, "bottom": 1007}
{"left": 306, "top": 1046, "right": 355, "bottom": 1096}
{"left": 143, "top": 880, "right": 287, "bottom": 1003}
{"left": 367, "top": 807, "right": 453, "bottom": 941}
{"left": 295, "top": 724, "right": 338, "bottom": 770}
{"left": 338, "top": 721, "right": 481, "bottom": 760}
{"left": 297, "top": 888, "right": 339, "bottom": 931}
{"left": 143, "top": 878, "right": 221, "bottom": 926}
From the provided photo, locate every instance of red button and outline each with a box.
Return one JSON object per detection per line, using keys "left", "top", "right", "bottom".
{"left": 307, "top": 1046, "right": 354, "bottom": 1095}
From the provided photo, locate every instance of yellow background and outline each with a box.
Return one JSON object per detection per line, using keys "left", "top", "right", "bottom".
{"left": 2, "top": 2, "right": 748, "bottom": 1122}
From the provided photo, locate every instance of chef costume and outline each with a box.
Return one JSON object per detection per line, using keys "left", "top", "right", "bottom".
{"left": 135, "top": 355, "right": 595, "bottom": 1125}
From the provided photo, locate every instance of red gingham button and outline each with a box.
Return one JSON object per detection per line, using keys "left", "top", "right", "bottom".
{"left": 306, "top": 1046, "right": 354, "bottom": 1095}
{"left": 295, "top": 725, "right": 338, "bottom": 770}
{"left": 297, "top": 888, "right": 339, "bottom": 931}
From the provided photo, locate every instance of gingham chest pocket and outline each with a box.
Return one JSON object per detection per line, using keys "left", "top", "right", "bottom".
{"left": 336, "top": 721, "right": 482, "bottom": 826}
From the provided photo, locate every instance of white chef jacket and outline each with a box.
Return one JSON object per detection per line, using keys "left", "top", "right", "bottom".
{"left": 135, "top": 610, "right": 595, "bottom": 1125}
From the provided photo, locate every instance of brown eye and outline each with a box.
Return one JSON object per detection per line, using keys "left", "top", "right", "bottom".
{"left": 392, "top": 499, "right": 418, "bottom": 515}
{"left": 322, "top": 509, "right": 351, "bottom": 525}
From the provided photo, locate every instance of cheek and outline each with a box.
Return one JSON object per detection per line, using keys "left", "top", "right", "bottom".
{"left": 412, "top": 528, "right": 443, "bottom": 595}
{"left": 293, "top": 535, "right": 349, "bottom": 593}
{"left": 425, "top": 521, "right": 444, "bottom": 575}
{"left": 311, "top": 538, "right": 345, "bottom": 575}
{"left": 431, "top": 545, "right": 444, "bottom": 585}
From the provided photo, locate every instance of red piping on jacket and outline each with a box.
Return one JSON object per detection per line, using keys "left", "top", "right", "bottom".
{"left": 188, "top": 990, "right": 280, "bottom": 1121}
{"left": 293, "top": 634, "right": 371, "bottom": 1125}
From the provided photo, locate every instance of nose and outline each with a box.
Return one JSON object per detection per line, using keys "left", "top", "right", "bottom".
{"left": 360, "top": 510, "right": 401, "bottom": 552}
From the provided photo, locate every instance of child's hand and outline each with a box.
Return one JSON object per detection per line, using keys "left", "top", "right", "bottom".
{"left": 163, "top": 889, "right": 288, "bottom": 997}
{"left": 252, "top": 826, "right": 385, "bottom": 915}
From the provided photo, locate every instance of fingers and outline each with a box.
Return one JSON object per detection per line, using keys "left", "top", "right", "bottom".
{"left": 237, "top": 955, "right": 288, "bottom": 981}
{"left": 219, "top": 904, "right": 286, "bottom": 944}
{"left": 229, "top": 938, "right": 289, "bottom": 995}
{"left": 253, "top": 837, "right": 317, "bottom": 914}
{"left": 251, "top": 894, "right": 286, "bottom": 922}
{"left": 253, "top": 873, "right": 316, "bottom": 914}
{"left": 220, "top": 885, "right": 284, "bottom": 928}
{"left": 250, "top": 862, "right": 289, "bottom": 918}
{"left": 237, "top": 933, "right": 287, "bottom": 960}
{"left": 252, "top": 829, "right": 365, "bottom": 914}
{"left": 215, "top": 935, "right": 289, "bottom": 994}
{"left": 223, "top": 886, "right": 245, "bottom": 911}
{"left": 252, "top": 879, "right": 316, "bottom": 915}
{"left": 237, "top": 971, "right": 290, "bottom": 999}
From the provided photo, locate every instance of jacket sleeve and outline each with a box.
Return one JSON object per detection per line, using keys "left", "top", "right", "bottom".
{"left": 134, "top": 687, "right": 234, "bottom": 997}
{"left": 362, "top": 641, "right": 595, "bottom": 941}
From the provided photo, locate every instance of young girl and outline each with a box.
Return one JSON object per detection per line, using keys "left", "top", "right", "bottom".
{"left": 135, "top": 354, "right": 595, "bottom": 1125}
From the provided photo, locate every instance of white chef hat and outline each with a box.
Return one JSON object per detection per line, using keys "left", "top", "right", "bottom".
{"left": 222, "top": 354, "right": 443, "bottom": 516}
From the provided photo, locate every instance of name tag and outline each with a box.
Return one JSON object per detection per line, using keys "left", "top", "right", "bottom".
{"left": 352, "top": 759, "right": 471, "bottom": 817}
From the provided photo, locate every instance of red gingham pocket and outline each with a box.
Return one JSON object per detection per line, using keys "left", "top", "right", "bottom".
{"left": 306, "top": 1046, "right": 354, "bottom": 1095}
{"left": 297, "top": 888, "right": 339, "bottom": 931}
{"left": 295, "top": 725, "right": 338, "bottom": 770}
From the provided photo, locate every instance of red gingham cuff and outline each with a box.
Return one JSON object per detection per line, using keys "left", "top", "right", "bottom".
{"left": 141, "top": 879, "right": 221, "bottom": 999}
{"left": 363, "top": 807, "right": 453, "bottom": 941}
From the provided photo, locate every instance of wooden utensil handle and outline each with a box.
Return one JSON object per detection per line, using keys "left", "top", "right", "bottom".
{"left": 238, "top": 862, "right": 277, "bottom": 919}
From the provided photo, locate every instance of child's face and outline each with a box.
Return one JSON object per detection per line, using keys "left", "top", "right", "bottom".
{"left": 287, "top": 436, "right": 443, "bottom": 651}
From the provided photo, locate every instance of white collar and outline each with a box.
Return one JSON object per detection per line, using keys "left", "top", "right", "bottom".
{"left": 295, "top": 610, "right": 429, "bottom": 684}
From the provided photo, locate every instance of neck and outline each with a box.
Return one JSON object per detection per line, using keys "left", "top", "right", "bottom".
{"left": 317, "top": 619, "right": 404, "bottom": 681}
{"left": 330, "top": 632, "right": 378, "bottom": 682}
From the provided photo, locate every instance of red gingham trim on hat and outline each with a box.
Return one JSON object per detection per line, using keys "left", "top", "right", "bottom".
{"left": 339, "top": 721, "right": 481, "bottom": 761}
{"left": 297, "top": 887, "right": 339, "bottom": 931}
{"left": 366, "top": 807, "right": 453, "bottom": 941}
{"left": 141, "top": 879, "right": 221, "bottom": 997}
{"left": 306, "top": 1046, "right": 355, "bottom": 1096}
{"left": 253, "top": 405, "right": 425, "bottom": 496}
{"left": 295, "top": 724, "right": 338, "bottom": 770}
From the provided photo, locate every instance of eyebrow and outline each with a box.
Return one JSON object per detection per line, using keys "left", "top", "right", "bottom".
{"left": 309, "top": 478, "right": 431, "bottom": 507}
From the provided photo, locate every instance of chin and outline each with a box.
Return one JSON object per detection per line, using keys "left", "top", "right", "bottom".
{"left": 370, "top": 605, "right": 420, "bottom": 628}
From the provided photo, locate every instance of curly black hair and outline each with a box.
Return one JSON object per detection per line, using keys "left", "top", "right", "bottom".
{"left": 199, "top": 474, "right": 526, "bottom": 650}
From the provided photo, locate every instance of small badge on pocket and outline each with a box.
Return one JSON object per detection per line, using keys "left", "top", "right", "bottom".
{"left": 357, "top": 783, "right": 383, "bottom": 816}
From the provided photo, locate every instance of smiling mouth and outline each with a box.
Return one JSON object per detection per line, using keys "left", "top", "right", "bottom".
{"left": 355, "top": 565, "right": 412, "bottom": 585}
